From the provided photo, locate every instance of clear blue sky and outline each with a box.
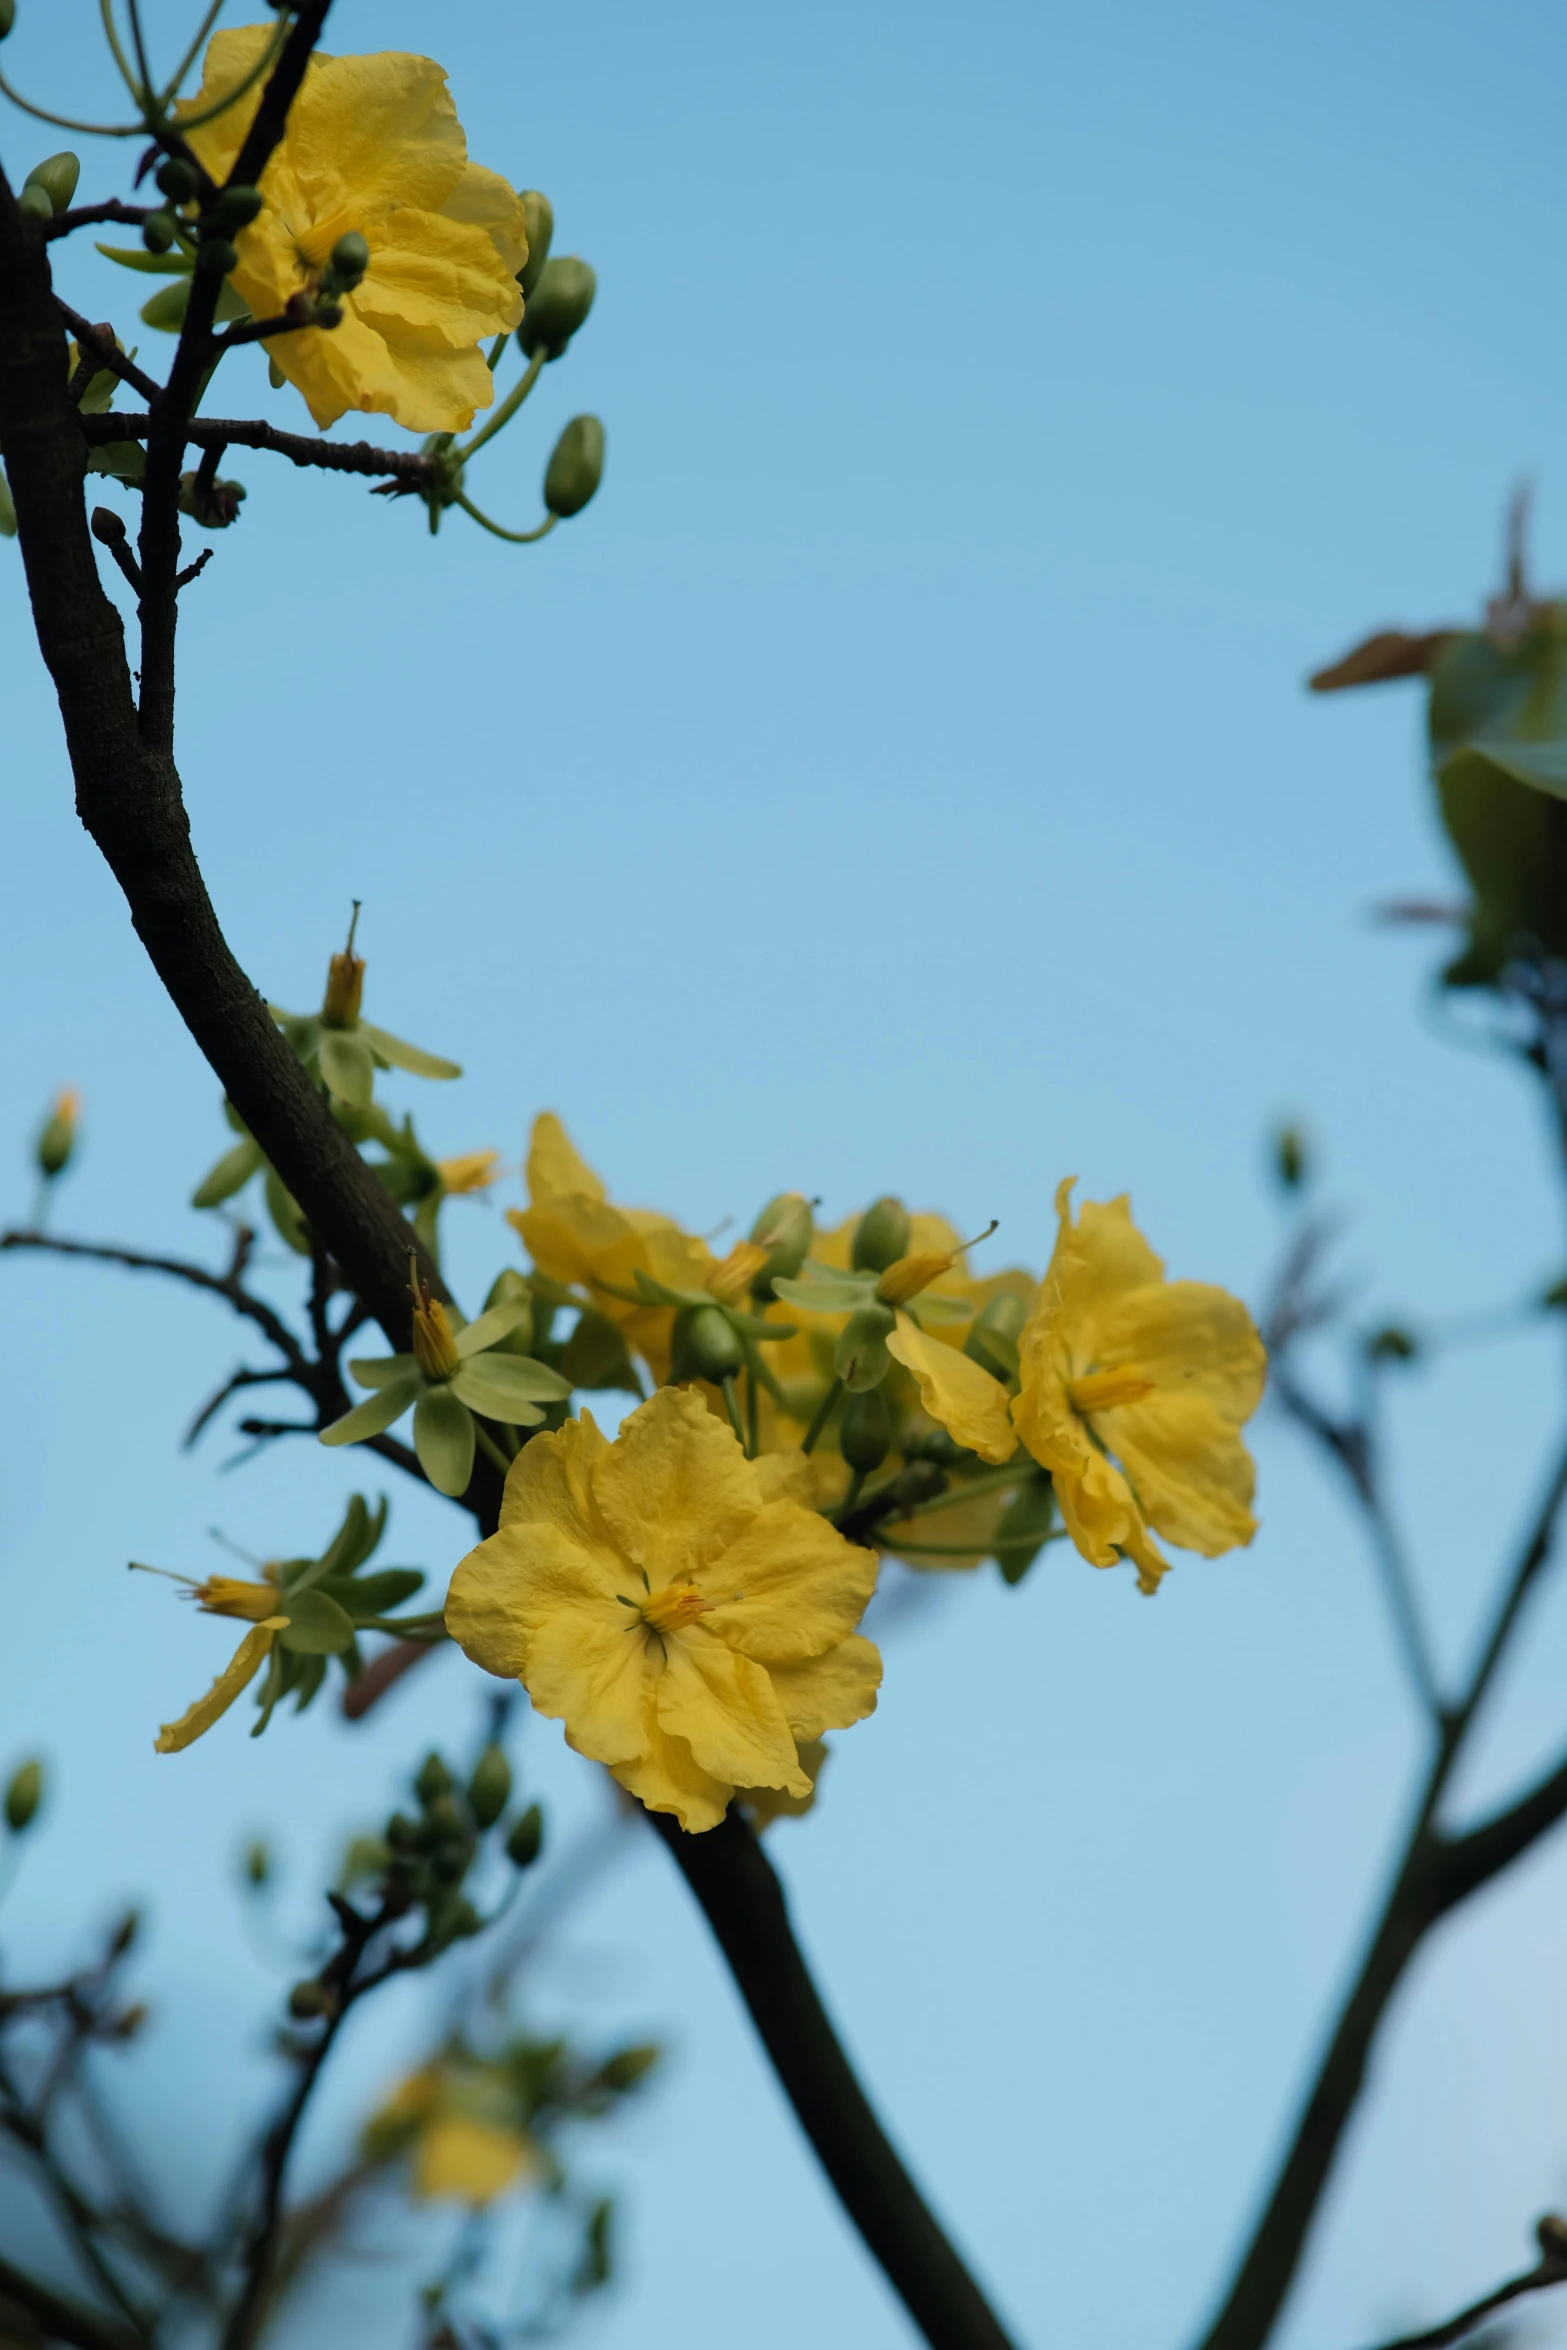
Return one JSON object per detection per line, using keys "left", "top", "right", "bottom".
{"left": 6, "top": 3, "right": 1567, "bottom": 2344}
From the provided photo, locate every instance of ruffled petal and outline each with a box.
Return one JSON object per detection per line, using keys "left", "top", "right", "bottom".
{"left": 886, "top": 1316, "right": 1016, "bottom": 1464}
{"left": 766, "top": 1635, "right": 881, "bottom": 1740}
{"left": 1095, "top": 1280, "right": 1267, "bottom": 1423}
{"left": 1101, "top": 1392, "right": 1258, "bottom": 1557}
{"left": 592, "top": 1388, "right": 759, "bottom": 1588}
{"left": 610, "top": 1701, "right": 734, "bottom": 1833}
{"left": 699, "top": 1502, "right": 877, "bottom": 1662}
{"left": 653, "top": 1629, "right": 805, "bottom": 1793}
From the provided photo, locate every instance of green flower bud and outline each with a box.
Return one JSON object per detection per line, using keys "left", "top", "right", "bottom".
{"left": 313, "top": 298, "right": 344, "bottom": 327}
{"left": 195, "top": 235, "right": 238, "bottom": 278}
{"left": 543, "top": 413, "right": 605, "bottom": 518}
{"left": 594, "top": 2043, "right": 659, "bottom": 2094}
{"left": 243, "top": 1837, "right": 270, "bottom": 1887}
{"left": 16, "top": 184, "right": 52, "bottom": 223}
{"left": 206, "top": 183, "right": 262, "bottom": 234}
{"left": 851, "top": 1196, "right": 911, "bottom": 1274}
{"left": 155, "top": 155, "right": 199, "bottom": 202}
{"left": 994, "top": 1474, "right": 1057, "bottom": 1587}
{"left": 518, "top": 189, "right": 553, "bottom": 301}
{"left": 4, "top": 1759, "right": 42, "bottom": 1832}
{"left": 0, "top": 1, "right": 16, "bottom": 39}
{"left": 23, "top": 152, "right": 80, "bottom": 217}
{"left": 682, "top": 1303, "right": 745, "bottom": 1383}
{"left": 835, "top": 1302, "right": 896, "bottom": 1391}
{"left": 385, "top": 1810, "right": 418, "bottom": 1853}
{"left": 329, "top": 229, "right": 369, "bottom": 283}
{"left": 34, "top": 1089, "right": 79, "bottom": 1179}
{"left": 1366, "top": 1323, "right": 1419, "bottom": 1365}
{"left": 141, "top": 209, "right": 177, "bottom": 254}
{"left": 747, "top": 1191, "right": 814, "bottom": 1296}
{"left": 1273, "top": 1122, "right": 1309, "bottom": 1191}
{"left": 518, "top": 255, "right": 596, "bottom": 360}
{"left": 506, "top": 1802, "right": 545, "bottom": 1869}
{"left": 288, "top": 1979, "right": 337, "bottom": 2021}
{"left": 467, "top": 1742, "right": 512, "bottom": 1830}
{"left": 965, "top": 1291, "right": 1026, "bottom": 1382}
{"left": 415, "top": 1751, "right": 452, "bottom": 1808}
{"left": 839, "top": 1386, "right": 891, "bottom": 1473}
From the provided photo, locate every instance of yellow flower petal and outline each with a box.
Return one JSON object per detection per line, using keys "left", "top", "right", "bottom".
{"left": 654, "top": 1629, "right": 805, "bottom": 1793}
{"left": 699, "top": 1502, "right": 878, "bottom": 1663}
{"left": 740, "top": 1739, "right": 829, "bottom": 1828}
{"left": 886, "top": 1315, "right": 1016, "bottom": 1464}
{"left": 413, "top": 2115, "right": 533, "bottom": 2205}
{"left": 611, "top": 1707, "right": 734, "bottom": 1835}
{"left": 766, "top": 1635, "right": 882, "bottom": 1740}
{"left": 154, "top": 1618, "right": 285, "bottom": 1754}
{"left": 593, "top": 1386, "right": 759, "bottom": 1589}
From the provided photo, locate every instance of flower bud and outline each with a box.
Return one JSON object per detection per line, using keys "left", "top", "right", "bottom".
{"left": 748, "top": 1192, "right": 814, "bottom": 1295}
{"left": 142, "top": 209, "right": 177, "bottom": 254}
{"left": 1366, "top": 1323, "right": 1419, "bottom": 1365}
{"left": 1273, "top": 1122, "right": 1309, "bottom": 1191}
{"left": 288, "top": 1979, "right": 337, "bottom": 2021}
{"left": 518, "top": 189, "right": 553, "bottom": 300}
{"left": 0, "top": 2, "right": 16, "bottom": 39}
{"left": 177, "top": 471, "right": 245, "bottom": 528}
{"left": 35, "top": 1088, "right": 79, "bottom": 1179}
{"left": 851, "top": 1196, "right": 911, "bottom": 1273}
{"left": 594, "top": 2043, "right": 659, "bottom": 2094}
{"left": 506, "top": 1802, "right": 544, "bottom": 1868}
{"left": 965, "top": 1291, "right": 1026, "bottom": 1381}
{"left": 681, "top": 1303, "right": 745, "bottom": 1382}
{"left": 466, "top": 1742, "right": 512, "bottom": 1830}
{"left": 518, "top": 255, "right": 596, "bottom": 360}
{"left": 313, "top": 298, "right": 344, "bottom": 327}
{"left": 415, "top": 1751, "right": 453, "bottom": 1808}
{"left": 1537, "top": 2214, "right": 1567, "bottom": 2262}
{"left": 194, "top": 235, "right": 238, "bottom": 278}
{"left": 206, "top": 183, "right": 262, "bottom": 234}
{"left": 840, "top": 1387, "right": 891, "bottom": 1473}
{"left": 243, "top": 1837, "right": 270, "bottom": 1887}
{"left": 16, "top": 184, "right": 52, "bottom": 223}
{"left": 544, "top": 414, "right": 605, "bottom": 518}
{"left": 155, "top": 155, "right": 199, "bottom": 202}
{"left": 23, "top": 152, "right": 80, "bottom": 217}
{"left": 835, "top": 1302, "right": 896, "bottom": 1391}
{"left": 327, "top": 229, "right": 369, "bottom": 286}
{"left": 4, "top": 1759, "right": 42, "bottom": 1832}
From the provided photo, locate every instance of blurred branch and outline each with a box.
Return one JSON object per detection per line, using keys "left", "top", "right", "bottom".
{"left": 1358, "top": 2225, "right": 1567, "bottom": 2350}
{"left": 0, "top": 2252, "right": 143, "bottom": 2350}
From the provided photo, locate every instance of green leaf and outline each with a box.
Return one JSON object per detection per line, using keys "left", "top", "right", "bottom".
{"left": 84, "top": 441, "right": 147, "bottom": 485}
{"left": 191, "top": 1137, "right": 262, "bottom": 1208}
{"left": 1436, "top": 743, "right": 1567, "bottom": 986}
{"left": 413, "top": 1386, "right": 475, "bottom": 1496}
{"left": 454, "top": 1298, "right": 534, "bottom": 1357}
{"left": 320, "top": 1373, "right": 421, "bottom": 1447}
{"left": 774, "top": 1272, "right": 875, "bottom": 1315}
{"left": 451, "top": 1358, "right": 549, "bottom": 1424}
{"left": 140, "top": 279, "right": 193, "bottom": 332}
{"left": 278, "top": 1588, "right": 356, "bottom": 1655}
{"left": 358, "top": 1021, "right": 461, "bottom": 1081}
{"left": 348, "top": 1354, "right": 417, "bottom": 1390}
{"left": 318, "top": 1029, "right": 375, "bottom": 1109}
{"left": 290, "top": 1652, "right": 328, "bottom": 1711}
{"left": 993, "top": 1476, "right": 1057, "bottom": 1586}
{"left": 333, "top": 1567, "right": 425, "bottom": 1617}
{"left": 95, "top": 240, "right": 194, "bottom": 277}
{"left": 264, "top": 1167, "right": 310, "bottom": 1254}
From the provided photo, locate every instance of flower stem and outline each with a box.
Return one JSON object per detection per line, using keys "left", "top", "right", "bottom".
{"left": 454, "top": 492, "right": 557, "bottom": 545}
{"left": 458, "top": 347, "right": 545, "bottom": 461}
{"left": 801, "top": 1378, "right": 842, "bottom": 1456}
{"left": 720, "top": 1375, "right": 747, "bottom": 1449}
{"left": 472, "top": 1420, "right": 512, "bottom": 1478}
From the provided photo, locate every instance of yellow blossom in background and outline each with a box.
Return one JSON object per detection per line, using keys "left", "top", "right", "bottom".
{"left": 1011, "top": 1181, "right": 1266, "bottom": 1593}
{"left": 181, "top": 28, "right": 526, "bottom": 431}
{"left": 510, "top": 1114, "right": 717, "bottom": 1382}
{"left": 366, "top": 2064, "right": 536, "bottom": 2205}
{"left": 445, "top": 1386, "right": 881, "bottom": 1832}
{"left": 436, "top": 1148, "right": 503, "bottom": 1196}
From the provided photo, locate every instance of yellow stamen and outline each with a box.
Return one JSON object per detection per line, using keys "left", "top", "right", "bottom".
{"left": 1068, "top": 1365, "right": 1156, "bottom": 1416}
{"left": 638, "top": 1581, "right": 712, "bottom": 1636}
{"left": 707, "top": 1242, "right": 769, "bottom": 1304}
{"left": 877, "top": 1221, "right": 998, "bottom": 1306}
{"left": 321, "top": 902, "right": 365, "bottom": 1027}
{"left": 412, "top": 1294, "right": 462, "bottom": 1382}
{"left": 193, "top": 1575, "right": 285, "bottom": 1622}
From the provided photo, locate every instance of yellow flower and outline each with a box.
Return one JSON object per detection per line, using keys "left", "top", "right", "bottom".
{"left": 154, "top": 1614, "right": 289, "bottom": 1754}
{"left": 181, "top": 28, "right": 525, "bottom": 431}
{"left": 1011, "top": 1181, "right": 1266, "bottom": 1593}
{"left": 436, "top": 1148, "right": 502, "bottom": 1196}
{"left": 509, "top": 1114, "right": 717, "bottom": 1384}
{"left": 367, "top": 2064, "right": 536, "bottom": 2205}
{"left": 445, "top": 1386, "right": 881, "bottom": 1833}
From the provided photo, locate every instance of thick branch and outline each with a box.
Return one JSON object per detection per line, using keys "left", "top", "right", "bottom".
{"left": 45, "top": 202, "right": 153, "bottom": 242}
{"left": 652, "top": 1810, "right": 1018, "bottom": 2350}
{"left": 80, "top": 409, "right": 436, "bottom": 483}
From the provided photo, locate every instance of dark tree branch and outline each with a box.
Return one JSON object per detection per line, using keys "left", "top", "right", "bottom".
{"left": 1357, "top": 2241, "right": 1567, "bottom": 2350}
{"left": 652, "top": 1810, "right": 1018, "bottom": 2350}
{"left": 0, "top": 1227, "right": 309, "bottom": 1376}
{"left": 44, "top": 201, "right": 154, "bottom": 242}
{"left": 52, "top": 303, "right": 163, "bottom": 403}
{"left": 0, "top": 2251, "right": 144, "bottom": 2350}
{"left": 79, "top": 408, "right": 437, "bottom": 484}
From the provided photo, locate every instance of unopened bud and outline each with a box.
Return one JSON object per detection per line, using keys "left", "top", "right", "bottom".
{"left": 142, "top": 209, "right": 177, "bottom": 254}
{"left": 16, "top": 183, "right": 52, "bottom": 222}
{"left": 851, "top": 1196, "right": 911, "bottom": 1273}
{"left": 1273, "top": 1122, "right": 1309, "bottom": 1192}
{"left": 1366, "top": 1323, "right": 1419, "bottom": 1365}
{"left": 518, "top": 189, "right": 553, "bottom": 301}
{"left": 506, "top": 1802, "right": 544, "bottom": 1868}
{"left": 839, "top": 1387, "right": 891, "bottom": 1473}
{"left": 4, "top": 1759, "right": 42, "bottom": 1832}
{"left": 313, "top": 297, "right": 344, "bottom": 328}
{"left": 518, "top": 255, "right": 595, "bottom": 360}
{"left": 111, "top": 2001, "right": 148, "bottom": 2039}
{"left": 107, "top": 1908, "right": 139, "bottom": 1957}
{"left": 328, "top": 230, "right": 369, "bottom": 286}
{"left": 415, "top": 1751, "right": 453, "bottom": 1808}
{"left": 288, "top": 1980, "right": 337, "bottom": 2021}
{"left": 965, "top": 1291, "right": 1026, "bottom": 1381}
{"left": 1537, "top": 2213, "right": 1567, "bottom": 2263}
{"left": 681, "top": 1304, "right": 745, "bottom": 1383}
{"left": 543, "top": 414, "right": 605, "bottom": 518}
{"left": 835, "top": 1302, "right": 896, "bottom": 1392}
{"left": 195, "top": 236, "right": 238, "bottom": 278}
{"left": 35, "top": 1088, "right": 79, "bottom": 1178}
{"left": 207, "top": 184, "right": 262, "bottom": 233}
{"left": 748, "top": 1192, "right": 814, "bottom": 1295}
{"left": 595, "top": 2043, "right": 659, "bottom": 2094}
{"left": 155, "top": 155, "right": 199, "bottom": 203}
{"left": 23, "top": 152, "right": 80, "bottom": 216}
{"left": 243, "top": 1838, "right": 270, "bottom": 1887}
{"left": 0, "top": 1, "right": 17, "bottom": 40}
{"left": 467, "top": 1742, "right": 512, "bottom": 1830}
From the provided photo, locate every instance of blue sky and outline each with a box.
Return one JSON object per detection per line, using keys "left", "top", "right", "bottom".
{"left": 6, "top": 2, "right": 1567, "bottom": 2344}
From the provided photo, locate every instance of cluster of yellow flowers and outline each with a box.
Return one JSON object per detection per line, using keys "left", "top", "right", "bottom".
{"left": 441, "top": 1116, "right": 1266, "bottom": 1832}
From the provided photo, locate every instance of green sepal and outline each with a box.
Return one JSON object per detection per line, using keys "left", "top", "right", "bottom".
{"left": 285, "top": 1493, "right": 387, "bottom": 1598}
{"left": 629, "top": 1269, "right": 710, "bottom": 1310}
{"left": 320, "top": 1373, "right": 421, "bottom": 1446}
{"left": 993, "top": 1474, "right": 1057, "bottom": 1585}
{"left": 0, "top": 466, "right": 14, "bottom": 539}
{"left": 191, "top": 1137, "right": 262, "bottom": 1208}
{"left": 84, "top": 442, "right": 147, "bottom": 486}
{"left": 561, "top": 1309, "right": 643, "bottom": 1394}
{"left": 905, "top": 1293, "right": 975, "bottom": 1331}
{"left": 719, "top": 1306, "right": 798, "bottom": 1341}
{"left": 289, "top": 1652, "right": 328, "bottom": 1711}
{"left": 278, "top": 1588, "right": 356, "bottom": 1655}
{"left": 96, "top": 240, "right": 194, "bottom": 276}
{"left": 264, "top": 1167, "right": 310, "bottom": 1254}
{"left": 318, "top": 1028, "right": 375, "bottom": 1108}
{"left": 330, "top": 1568, "right": 425, "bottom": 1617}
{"left": 774, "top": 1271, "right": 876, "bottom": 1315}
{"left": 454, "top": 1298, "right": 535, "bottom": 1357}
{"left": 413, "top": 1385, "right": 475, "bottom": 1496}
{"left": 250, "top": 1642, "right": 286, "bottom": 1736}
{"left": 347, "top": 1354, "right": 417, "bottom": 1390}
{"left": 358, "top": 1021, "right": 461, "bottom": 1080}
{"left": 450, "top": 1357, "right": 553, "bottom": 1423}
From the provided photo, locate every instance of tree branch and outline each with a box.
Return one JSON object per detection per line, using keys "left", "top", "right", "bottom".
{"left": 0, "top": 2251, "right": 144, "bottom": 2350}
{"left": 0, "top": 1227, "right": 310, "bottom": 1377}
{"left": 80, "top": 408, "right": 436, "bottom": 483}
{"left": 45, "top": 202, "right": 153, "bottom": 242}
{"left": 53, "top": 304, "right": 162, "bottom": 403}
{"left": 1357, "top": 2238, "right": 1567, "bottom": 2350}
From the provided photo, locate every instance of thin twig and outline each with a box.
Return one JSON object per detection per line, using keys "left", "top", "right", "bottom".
{"left": 44, "top": 200, "right": 153, "bottom": 240}
{"left": 79, "top": 408, "right": 437, "bottom": 483}
{"left": 1356, "top": 2248, "right": 1567, "bottom": 2350}
{"left": 53, "top": 301, "right": 162, "bottom": 402}
{"left": 0, "top": 1226, "right": 310, "bottom": 1376}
